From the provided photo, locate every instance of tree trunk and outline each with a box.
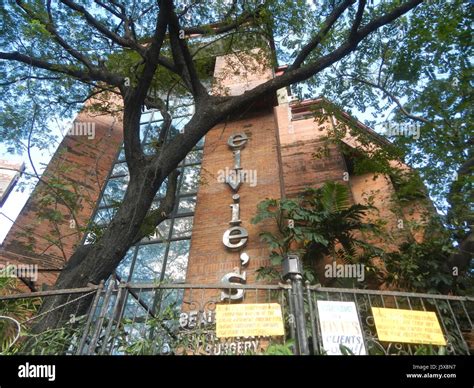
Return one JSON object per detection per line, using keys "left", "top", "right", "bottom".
{"left": 24, "top": 166, "right": 164, "bottom": 346}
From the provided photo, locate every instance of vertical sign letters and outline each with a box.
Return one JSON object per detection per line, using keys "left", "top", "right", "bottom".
{"left": 221, "top": 133, "right": 250, "bottom": 301}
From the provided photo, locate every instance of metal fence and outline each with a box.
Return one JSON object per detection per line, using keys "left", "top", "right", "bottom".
{"left": 0, "top": 281, "right": 472, "bottom": 355}
{"left": 304, "top": 284, "right": 473, "bottom": 355}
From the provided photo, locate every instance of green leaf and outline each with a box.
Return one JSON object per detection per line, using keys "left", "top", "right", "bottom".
{"left": 339, "top": 344, "right": 355, "bottom": 355}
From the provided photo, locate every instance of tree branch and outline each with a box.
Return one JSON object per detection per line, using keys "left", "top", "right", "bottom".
{"left": 14, "top": 0, "right": 94, "bottom": 71}
{"left": 155, "top": 0, "right": 424, "bottom": 184}
{"left": 132, "top": 169, "right": 180, "bottom": 245}
{"left": 156, "top": 56, "right": 178, "bottom": 74}
{"left": 238, "top": 0, "right": 424, "bottom": 107}
{"left": 59, "top": 0, "right": 145, "bottom": 55}
{"left": 356, "top": 0, "right": 423, "bottom": 39}
{"left": 447, "top": 155, "right": 474, "bottom": 225}
{"left": 344, "top": 73, "right": 433, "bottom": 125}
{"left": 350, "top": 0, "right": 367, "bottom": 40}
{"left": 0, "top": 74, "right": 62, "bottom": 87}
{"left": 0, "top": 51, "right": 123, "bottom": 86}
{"left": 121, "top": 0, "right": 170, "bottom": 173}
{"left": 93, "top": 0, "right": 124, "bottom": 20}
{"left": 167, "top": 5, "right": 207, "bottom": 100}
{"left": 144, "top": 96, "right": 172, "bottom": 146}
{"left": 182, "top": 4, "right": 264, "bottom": 35}
{"left": 290, "top": 0, "right": 355, "bottom": 70}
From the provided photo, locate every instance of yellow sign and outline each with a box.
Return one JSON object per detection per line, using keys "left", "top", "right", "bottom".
{"left": 372, "top": 307, "right": 446, "bottom": 345}
{"left": 216, "top": 303, "right": 285, "bottom": 338}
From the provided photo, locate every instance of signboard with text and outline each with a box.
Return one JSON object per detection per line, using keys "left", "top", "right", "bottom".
{"left": 216, "top": 303, "right": 284, "bottom": 338}
{"left": 372, "top": 307, "right": 446, "bottom": 345}
{"left": 317, "top": 301, "right": 366, "bottom": 355}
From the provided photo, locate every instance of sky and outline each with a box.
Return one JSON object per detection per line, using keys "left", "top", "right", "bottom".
{"left": 0, "top": 126, "right": 65, "bottom": 244}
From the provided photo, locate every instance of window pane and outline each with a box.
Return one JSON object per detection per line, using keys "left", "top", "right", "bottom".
{"left": 122, "top": 293, "right": 153, "bottom": 321}
{"left": 140, "top": 109, "right": 163, "bottom": 124}
{"left": 196, "top": 136, "right": 205, "bottom": 148}
{"left": 116, "top": 248, "right": 136, "bottom": 281}
{"left": 143, "top": 142, "right": 156, "bottom": 156}
{"left": 158, "top": 288, "right": 184, "bottom": 318}
{"left": 154, "top": 179, "right": 168, "bottom": 198}
{"left": 177, "top": 196, "right": 196, "bottom": 214}
{"left": 93, "top": 207, "right": 117, "bottom": 226}
{"left": 118, "top": 147, "right": 125, "bottom": 161}
{"left": 143, "top": 122, "right": 163, "bottom": 143}
{"left": 131, "top": 243, "right": 166, "bottom": 282}
{"left": 164, "top": 240, "right": 190, "bottom": 282}
{"left": 111, "top": 162, "right": 128, "bottom": 177}
{"left": 179, "top": 165, "right": 201, "bottom": 194}
{"left": 166, "top": 125, "right": 183, "bottom": 141}
{"left": 140, "top": 110, "right": 154, "bottom": 124}
{"left": 90, "top": 107, "right": 202, "bottom": 294}
{"left": 140, "top": 123, "right": 149, "bottom": 143}
{"left": 100, "top": 175, "right": 129, "bottom": 207}
{"left": 142, "top": 219, "right": 171, "bottom": 242}
{"left": 150, "top": 199, "right": 161, "bottom": 210}
{"left": 169, "top": 99, "right": 193, "bottom": 116}
{"left": 171, "top": 216, "right": 193, "bottom": 238}
{"left": 83, "top": 231, "right": 97, "bottom": 245}
{"left": 172, "top": 115, "right": 191, "bottom": 133}
{"left": 184, "top": 150, "right": 203, "bottom": 165}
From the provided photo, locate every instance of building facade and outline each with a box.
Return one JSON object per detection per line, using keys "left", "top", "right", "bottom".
{"left": 0, "top": 46, "right": 431, "bottom": 298}
{"left": 0, "top": 159, "right": 24, "bottom": 206}
{"left": 4, "top": 44, "right": 472, "bottom": 357}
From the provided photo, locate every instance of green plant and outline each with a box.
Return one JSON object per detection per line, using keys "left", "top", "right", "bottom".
{"left": 389, "top": 170, "right": 428, "bottom": 202}
{"left": 21, "top": 323, "right": 82, "bottom": 355}
{"left": 382, "top": 235, "right": 458, "bottom": 293}
{"left": 0, "top": 272, "right": 41, "bottom": 354}
{"left": 251, "top": 181, "right": 382, "bottom": 283}
{"left": 264, "top": 340, "right": 295, "bottom": 355}
{"left": 414, "top": 345, "right": 446, "bottom": 355}
{"left": 340, "top": 142, "right": 395, "bottom": 177}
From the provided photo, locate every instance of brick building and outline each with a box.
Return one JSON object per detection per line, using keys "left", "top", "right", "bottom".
{"left": 0, "top": 45, "right": 431, "bottom": 298}
{"left": 0, "top": 160, "right": 25, "bottom": 206}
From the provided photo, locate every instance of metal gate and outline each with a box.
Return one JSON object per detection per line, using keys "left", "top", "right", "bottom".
{"left": 301, "top": 283, "right": 473, "bottom": 355}
{"left": 1, "top": 280, "right": 472, "bottom": 355}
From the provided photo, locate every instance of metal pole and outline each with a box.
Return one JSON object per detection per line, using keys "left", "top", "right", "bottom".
{"left": 305, "top": 281, "right": 318, "bottom": 355}
{"left": 99, "top": 281, "right": 126, "bottom": 355}
{"left": 290, "top": 274, "right": 309, "bottom": 355}
{"left": 76, "top": 280, "right": 104, "bottom": 355}
{"left": 286, "top": 279, "right": 296, "bottom": 350}
{"left": 87, "top": 280, "right": 115, "bottom": 354}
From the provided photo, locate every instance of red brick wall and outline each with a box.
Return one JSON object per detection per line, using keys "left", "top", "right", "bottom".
{"left": 274, "top": 104, "right": 350, "bottom": 197}
{"left": 0, "top": 110, "right": 123, "bottom": 288}
{"left": 185, "top": 108, "right": 282, "bottom": 286}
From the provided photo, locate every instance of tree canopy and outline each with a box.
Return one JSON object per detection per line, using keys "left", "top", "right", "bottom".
{"left": 1, "top": 0, "right": 471, "bottom": 332}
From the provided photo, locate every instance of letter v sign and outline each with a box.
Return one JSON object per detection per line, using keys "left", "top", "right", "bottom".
{"left": 225, "top": 171, "right": 242, "bottom": 192}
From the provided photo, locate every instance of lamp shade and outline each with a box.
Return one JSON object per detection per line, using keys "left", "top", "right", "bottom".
{"left": 282, "top": 254, "right": 302, "bottom": 279}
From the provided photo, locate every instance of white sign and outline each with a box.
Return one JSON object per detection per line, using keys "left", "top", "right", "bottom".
{"left": 317, "top": 301, "right": 366, "bottom": 355}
